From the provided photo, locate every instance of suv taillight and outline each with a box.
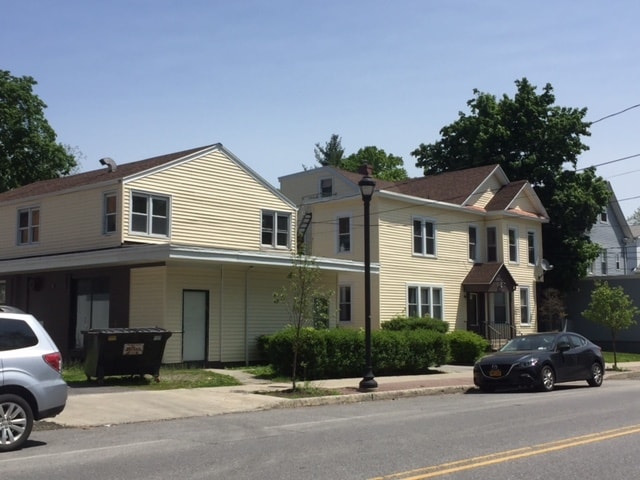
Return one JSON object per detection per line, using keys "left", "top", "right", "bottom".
{"left": 43, "top": 352, "right": 62, "bottom": 373}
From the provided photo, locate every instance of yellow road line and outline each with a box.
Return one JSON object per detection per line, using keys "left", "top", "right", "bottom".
{"left": 370, "top": 424, "right": 640, "bottom": 480}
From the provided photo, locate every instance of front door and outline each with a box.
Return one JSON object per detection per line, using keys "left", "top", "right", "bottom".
{"left": 182, "top": 290, "right": 208, "bottom": 363}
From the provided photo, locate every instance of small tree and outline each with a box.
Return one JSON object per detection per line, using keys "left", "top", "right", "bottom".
{"left": 314, "top": 134, "right": 345, "bottom": 167}
{"left": 538, "top": 288, "right": 567, "bottom": 332}
{"left": 582, "top": 281, "right": 639, "bottom": 370}
{"left": 273, "top": 253, "right": 332, "bottom": 389}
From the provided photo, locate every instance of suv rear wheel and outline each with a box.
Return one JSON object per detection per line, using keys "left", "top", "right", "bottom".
{"left": 0, "top": 394, "right": 34, "bottom": 452}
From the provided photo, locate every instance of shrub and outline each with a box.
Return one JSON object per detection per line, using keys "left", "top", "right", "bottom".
{"left": 260, "top": 326, "right": 449, "bottom": 379}
{"left": 381, "top": 316, "right": 449, "bottom": 333}
{"left": 447, "top": 330, "right": 490, "bottom": 365}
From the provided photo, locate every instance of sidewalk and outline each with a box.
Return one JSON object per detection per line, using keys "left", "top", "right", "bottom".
{"left": 46, "top": 363, "right": 640, "bottom": 429}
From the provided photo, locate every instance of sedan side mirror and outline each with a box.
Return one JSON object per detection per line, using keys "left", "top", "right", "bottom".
{"left": 557, "top": 341, "right": 571, "bottom": 352}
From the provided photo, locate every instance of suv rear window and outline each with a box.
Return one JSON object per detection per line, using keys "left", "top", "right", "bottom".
{"left": 0, "top": 318, "right": 38, "bottom": 351}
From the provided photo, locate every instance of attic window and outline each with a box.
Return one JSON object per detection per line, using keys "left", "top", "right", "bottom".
{"left": 320, "top": 178, "right": 333, "bottom": 197}
{"left": 600, "top": 211, "right": 608, "bottom": 223}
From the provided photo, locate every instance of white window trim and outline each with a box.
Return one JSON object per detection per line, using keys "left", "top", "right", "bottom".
{"left": 103, "top": 192, "right": 117, "bottom": 235}
{"left": 527, "top": 230, "right": 537, "bottom": 266}
{"left": 486, "top": 226, "right": 498, "bottom": 262}
{"left": 412, "top": 216, "right": 437, "bottom": 257}
{"left": 508, "top": 226, "right": 519, "bottom": 264}
{"left": 338, "top": 284, "right": 353, "bottom": 323}
{"left": 406, "top": 284, "right": 444, "bottom": 319}
{"left": 261, "top": 210, "right": 291, "bottom": 249}
{"left": 17, "top": 206, "right": 40, "bottom": 245}
{"left": 468, "top": 224, "right": 479, "bottom": 262}
{"left": 319, "top": 177, "right": 333, "bottom": 198}
{"left": 520, "top": 286, "right": 531, "bottom": 324}
{"left": 336, "top": 214, "right": 352, "bottom": 253}
{"left": 129, "top": 191, "right": 171, "bottom": 237}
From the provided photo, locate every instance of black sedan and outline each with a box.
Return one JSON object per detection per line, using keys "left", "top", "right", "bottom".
{"left": 473, "top": 332, "right": 605, "bottom": 392}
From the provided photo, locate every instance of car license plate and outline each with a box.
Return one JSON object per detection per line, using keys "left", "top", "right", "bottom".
{"left": 489, "top": 369, "right": 502, "bottom": 377}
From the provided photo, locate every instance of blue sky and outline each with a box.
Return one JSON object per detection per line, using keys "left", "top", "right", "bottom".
{"left": 2, "top": 1, "right": 639, "bottom": 216}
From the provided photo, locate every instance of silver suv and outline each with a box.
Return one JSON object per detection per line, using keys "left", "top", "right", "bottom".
{"left": 0, "top": 306, "right": 67, "bottom": 452}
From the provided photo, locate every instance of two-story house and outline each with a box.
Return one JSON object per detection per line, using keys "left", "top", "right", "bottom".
{"left": 280, "top": 164, "right": 549, "bottom": 346}
{"left": 0, "top": 144, "right": 369, "bottom": 364}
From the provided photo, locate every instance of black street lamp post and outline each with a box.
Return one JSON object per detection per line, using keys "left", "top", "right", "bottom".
{"left": 359, "top": 171, "right": 378, "bottom": 390}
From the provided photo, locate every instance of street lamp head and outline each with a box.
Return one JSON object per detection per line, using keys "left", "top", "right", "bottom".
{"left": 359, "top": 175, "right": 376, "bottom": 201}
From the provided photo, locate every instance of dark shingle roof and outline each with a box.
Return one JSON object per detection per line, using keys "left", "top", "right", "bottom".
{"left": 0, "top": 145, "right": 216, "bottom": 202}
{"left": 383, "top": 164, "right": 499, "bottom": 205}
{"left": 484, "top": 180, "right": 527, "bottom": 211}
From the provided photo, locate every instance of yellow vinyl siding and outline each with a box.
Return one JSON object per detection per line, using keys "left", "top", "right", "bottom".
{"left": 0, "top": 187, "right": 121, "bottom": 258}
{"left": 378, "top": 198, "right": 475, "bottom": 328}
{"left": 129, "top": 266, "right": 173, "bottom": 361}
{"left": 122, "top": 150, "right": 296, "bottom": 251}
{"left": 468, "top": 175, "right": 503, "bottom": 208}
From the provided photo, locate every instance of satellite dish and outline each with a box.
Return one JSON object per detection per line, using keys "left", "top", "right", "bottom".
{"left": 540, "top": 259, "right": 554, "bottom": 271}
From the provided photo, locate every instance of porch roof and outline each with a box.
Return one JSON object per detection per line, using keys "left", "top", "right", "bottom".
{"left": 0, "top": 244, "right": 378, "bottom": 275}
{"left": 462, "top": 263, "right": 517, "bottom": 293}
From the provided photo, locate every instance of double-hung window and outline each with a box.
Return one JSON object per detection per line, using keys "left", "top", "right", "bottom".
{"left": 407, "top": 286, "right": 443, "bottom": 319}
{"left": 600, "top": 249, "right": 608, "bottom": 275}
{"left": 320, "top": 178, "right": 333, "bottom": 197}
{"left": 261, "top": 211, "right": 290, "bottom": 248}
{"left": 337, "top": 216, "right": 351, "bottom": 252}
{"left": 17, "top": 207, "right": 40, "bottom": 245}
{"left": 520, "top": 287, "right": 530, "bottom": 324}
{"left": 486, "top": 227, "right": 497, "bottom": 262}
{"left": 339, "top": 285, "right": 352, "bottom": 322}
{"left": 508, "top": 227, "right": 518, "bottom": 263}
{"left": 468, "top": 226, "right": 478, "bottom": 261}
{"left": 527, "top": 231, "right": 536, "bottom": 265}
{"left": 104, "top": 193, "right": 117, "bottom": 234}
{"left": 413, "top": 218, "right": 436, "bottom": 256}
{"left": 131, "top": 193, "right": 169, "bottom": 236}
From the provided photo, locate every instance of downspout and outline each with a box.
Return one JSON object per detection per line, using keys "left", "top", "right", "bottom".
{"left": 219, "top": 266, "right": 223, "bottom": 363}
{"left": 244, "top": 266, "right": 253, "bottom": 366}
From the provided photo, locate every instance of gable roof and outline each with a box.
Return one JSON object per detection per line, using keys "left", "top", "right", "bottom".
{"left": 0, "top": 144, "right": 296, "bottom": 209}
{"left": 462, "top": 263, "right": 517, "bottom": 292}
{"left": 383, "top": 164, "right": 500, "bottom": 205}
{"left": 0, "top": 145, "right": 217, "bottom": 203}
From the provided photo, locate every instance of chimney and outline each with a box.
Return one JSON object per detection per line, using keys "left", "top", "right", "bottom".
{"left": 358, "top": 164, "right": 373, "bottom": 177}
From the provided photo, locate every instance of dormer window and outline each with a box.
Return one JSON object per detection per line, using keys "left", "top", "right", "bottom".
{"left": 320, "top": 178, "right": 333, "bottom": 197}
{"left": 104, "top": 193, "right": 117, "bottom": 234}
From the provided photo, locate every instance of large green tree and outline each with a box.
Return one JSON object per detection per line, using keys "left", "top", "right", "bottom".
{"left": 342, "top": 146, "right": 409, "bottom": 181}
{"left": 0, "top": 70, "right": 77, "bottom": 192}
{"left": 411, "top": 78, "right": 610, "bottom": 290}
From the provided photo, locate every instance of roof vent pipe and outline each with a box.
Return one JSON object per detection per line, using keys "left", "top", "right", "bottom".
{"left": 99, "top": 157, "right": 117, "bottom": 172}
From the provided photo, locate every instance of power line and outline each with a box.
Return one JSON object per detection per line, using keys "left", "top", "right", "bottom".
{"left": 577, "top": 153, "right": 640, "bottom": 171}
{"left": 591, "top": 103, "right": 640, "bottom": 124}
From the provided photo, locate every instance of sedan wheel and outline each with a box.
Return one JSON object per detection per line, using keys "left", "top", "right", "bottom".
{"left": 538, "top": 365, "right": 555, "bottom": 392}
{"left": 0, "top": 394, "right": 34, "bottom": 452}
{"left": 587, "top": 362, "right": 604, "bottom": 387}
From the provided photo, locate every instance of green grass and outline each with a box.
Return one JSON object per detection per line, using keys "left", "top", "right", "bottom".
{"left": 603, "top": 351, "right": 640, "bottom": 364}
{"left": 63, "top": 362, "right": 242, "bottom": 390}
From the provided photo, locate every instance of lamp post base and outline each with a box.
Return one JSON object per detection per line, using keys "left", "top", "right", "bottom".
{"left": 359, "top": 372, "right": 378, "bottom": 390}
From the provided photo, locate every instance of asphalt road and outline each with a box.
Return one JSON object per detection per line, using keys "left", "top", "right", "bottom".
{"left": 3, "top": 377, "right": 640, "bottom": 480}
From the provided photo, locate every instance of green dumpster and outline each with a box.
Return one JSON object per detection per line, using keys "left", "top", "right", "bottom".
{"left": 83, "top": 327, "right": 172, "bottom": 384}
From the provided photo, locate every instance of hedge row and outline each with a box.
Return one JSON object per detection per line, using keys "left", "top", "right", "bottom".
{"left": 258, "top": 327, "right": 488, "bottom": 380}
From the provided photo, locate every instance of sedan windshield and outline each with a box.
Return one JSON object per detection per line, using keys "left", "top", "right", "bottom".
{"left": 500, "top": 334, "right": 556, "bottom": 352}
